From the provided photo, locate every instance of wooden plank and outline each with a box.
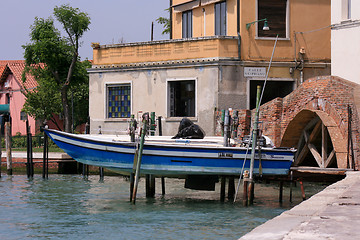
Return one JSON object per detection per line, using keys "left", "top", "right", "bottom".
{"left": 308, "top": 120, "right": 322, "bottom": 143}
{"left": 325, "top": 150, "right": 336, "bottom": 168}
{"left": 321, "top": 124, "right": 327, "bottom": 168}
{"left": 308, "top": 143, "right": 322, "bottom": 167}
{"left": 294, "top": 144, "right": 309, "bottom": 166}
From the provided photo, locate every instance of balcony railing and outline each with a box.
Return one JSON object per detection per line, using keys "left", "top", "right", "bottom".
{"left": 92, "top": 36, "right": 239, "bottom": 66}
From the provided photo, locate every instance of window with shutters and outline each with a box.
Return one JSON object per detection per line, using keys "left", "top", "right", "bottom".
{"left": 215, "top": 1, "right": 227, "bottom": 36}
{"left": 257, "top": 0, "right": 289, "bottom": 38}
{"left": 182, "top": 10, "right": 193, "bottom": 38}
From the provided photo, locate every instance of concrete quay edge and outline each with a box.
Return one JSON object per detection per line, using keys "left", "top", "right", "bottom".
{"left": 240, "top": 171, "right": 360, "bottom": 240}
{"left": 1, "top": 151, "right": 71, "bottom": 160}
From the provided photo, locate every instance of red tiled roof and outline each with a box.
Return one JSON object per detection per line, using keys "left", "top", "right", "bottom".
{"left": 0, "top": 60, "right": 39, "bottom": 91}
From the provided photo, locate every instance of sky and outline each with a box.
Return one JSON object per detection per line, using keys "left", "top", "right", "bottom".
{"left": 1, "top": 0, "right": 170, "bottom": 60}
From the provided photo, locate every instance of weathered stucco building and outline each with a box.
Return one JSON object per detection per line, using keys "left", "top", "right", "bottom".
{"left": 88, "top": 0, "right": 331, "bottom": 136}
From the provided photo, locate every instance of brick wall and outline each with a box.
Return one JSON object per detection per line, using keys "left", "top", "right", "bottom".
{"left": 215, "top": 76, "right": 360, "bottom": 169}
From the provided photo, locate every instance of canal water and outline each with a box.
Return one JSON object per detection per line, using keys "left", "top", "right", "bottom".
{"left": 0, "top": 174, "right": 328, "bottom": 240}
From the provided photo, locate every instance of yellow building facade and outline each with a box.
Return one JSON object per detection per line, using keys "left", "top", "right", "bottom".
{"left": 89, "top": 0, "right": 331, "bottom": 136}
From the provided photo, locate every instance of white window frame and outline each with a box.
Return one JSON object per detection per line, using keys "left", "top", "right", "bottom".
{"left": 166, "top": 78, "right": 198, "bottom": 120}
{"left": 104, "top": 81, "right": 133, "bottom": 120}
{"left": 255, "top": 0, "right": 290, "bottom": 40}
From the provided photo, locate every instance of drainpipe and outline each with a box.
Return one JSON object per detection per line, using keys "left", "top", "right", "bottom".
{"left": 203, "top": 8, "right": 206, "bottom": 36}
{"left": 237, "top": 0, "right": 240, "bottom": 34}
{"left": 237, "top": 33, "right": 241, "bottom": 60}
{"left": 237, "top": 0, "right": 241, "bottom": 60}
{"left": 170, "top": 0, "right": 173, "bottom": 39}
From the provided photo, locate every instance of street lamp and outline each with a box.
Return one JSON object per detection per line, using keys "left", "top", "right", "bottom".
{"left": 246, "top": 18, "right": 270, "bottom": 31}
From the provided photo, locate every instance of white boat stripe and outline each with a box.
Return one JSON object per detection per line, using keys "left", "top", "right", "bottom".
{"left": 49, "top": 132, "right": 293, "bottom": 161}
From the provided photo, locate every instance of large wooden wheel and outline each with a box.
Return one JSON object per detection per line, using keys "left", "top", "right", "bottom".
{"left": 281, "top": 109, "right": 348, "bottom": 169}
{"left": 294, "top": 117, "right": 336, "bottom": 168}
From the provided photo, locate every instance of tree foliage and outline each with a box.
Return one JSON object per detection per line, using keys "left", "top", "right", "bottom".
{"left": 22, "top": 4, "right": 91, "bottom": 132}
{"left": 156, "top": 8, "right": 170, "bottom": 35}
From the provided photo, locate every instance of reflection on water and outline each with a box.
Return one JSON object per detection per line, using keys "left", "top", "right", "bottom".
{"left": 0, "top": 175, "right": 328, "bottom": 240}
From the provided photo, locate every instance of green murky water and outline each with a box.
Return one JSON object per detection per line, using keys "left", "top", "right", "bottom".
{"left": 0, "top": 174, "right": 328, "bottom": 239}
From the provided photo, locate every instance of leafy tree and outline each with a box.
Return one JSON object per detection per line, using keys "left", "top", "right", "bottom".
{"left": 156, "top": 8, "right": 170, "bottom": 35}
{"left": 22, "top": 4, "right": 90, "bottom": 132}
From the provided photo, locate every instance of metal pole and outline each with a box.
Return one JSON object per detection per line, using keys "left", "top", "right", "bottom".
{"left": 248, "top": 85, "right": 261, "bottom": 205}
{"left": 223, "top": 110, "right": 230, "bottom": 147}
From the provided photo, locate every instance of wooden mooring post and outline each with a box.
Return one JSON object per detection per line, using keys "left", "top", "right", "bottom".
{"left": 279, "top": 181, "right": 284, "bottom": 202}
{"left": 161, "top": 177, "right": 165, "bottom": 195}
{"left": 0, "top": 127, "right": 1, "bottom": 178}
{"left": 228, "top": 177, "right": 235, "bottom": 200}
{"left": 220, "top": 176, "right": 226, "bottom": 202}
{"left": 300, "top": 180, "right": 306, "bottom": 200}
{"left": 5, "top": 122, "right": 12, "bottom": 175}
{"left": 289, "top": 171, "right": 293, "bottom": 202}
{"left": 131, "top": 113, "right": 149, "bottom": 204}
{"left": 26, "top": 119, "right": 34, "bottom": 178}
{"left": 243, "top": 171, "right": 249, "bottom": 206}
{"left": 145, "top": 174, "right": 156, "bottom": 198}
{"left": 220, "top": 177, "right": 236, "bottom": 202}
{"left": 42, "top": 126, "right": 49, "bottom": 179}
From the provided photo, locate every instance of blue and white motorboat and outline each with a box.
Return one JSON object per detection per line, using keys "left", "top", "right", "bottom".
{"left": 44, "top": 129, "right": 295, "bottom": 177}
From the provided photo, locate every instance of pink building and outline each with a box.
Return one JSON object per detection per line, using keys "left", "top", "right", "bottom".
{"left": 0, "top": 60, "right": 38, "bottom": 135}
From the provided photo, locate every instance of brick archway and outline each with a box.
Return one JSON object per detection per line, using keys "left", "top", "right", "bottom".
{"left": 280, "top": 109, "right": 348, "bottom": 168}
{"left": 255, "top": 76, "right": 359, "bottom": 170}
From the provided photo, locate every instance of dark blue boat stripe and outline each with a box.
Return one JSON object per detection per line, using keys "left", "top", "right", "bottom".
{"left": 46, "top": 129, "right": 295, "bottom": 161}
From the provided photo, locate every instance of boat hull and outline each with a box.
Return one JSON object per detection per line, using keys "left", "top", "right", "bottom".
{"left": 45, "top": 129, "right": 295, "bottom": 177}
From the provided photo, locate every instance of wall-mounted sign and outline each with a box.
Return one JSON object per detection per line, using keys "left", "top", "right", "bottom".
{"left": 244, "top": 67, "right": 266, "bottom": 77}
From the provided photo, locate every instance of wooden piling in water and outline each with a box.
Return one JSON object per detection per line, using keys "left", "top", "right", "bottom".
{"left": 220, "top": 176, "right": 226, "bottom": 202}
{"left": 146, "top": 174, "right": 150, "bottom": 197}
{"left": 243, "top": 176, "right": 249, "bottom": 206}
{"left": 130, "top": 173, "right": 135, "bottom": 202}
{"left": 132, "top": 113, "right": 149, "bottom": 204}
{"left": 26, "top": 120, "right": 34, "bottom": 178}
{"left": 150, "top": 175, "right": 155, "bottom": 197}
{"left": 5, "top": 122, "right": 12, "bottom": 175}
{"left": 99, "top": 167, "right": 104, "bottom": 180}
{"left": 42, "top": 128, "right": 49, "bottom": 179}
{"left": 0, "top": 128, "right": 1, "bottom": 178}
{"left": 300, "top": 180, "right": 306, "bottom": 200}
{"left": 161, "top": 177, "right": 165, "bottom": 195}
{"left": 289, "top": 171, "right": 293, "bottom": 202}
{"left": 279, "top": 181, "right": 283, "bottom": 202}
{"left": 228, "top": 177, "right": 235, "bottom": 200}
{"left": 146, "top": 174, "right": 156, "bottom": 198}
